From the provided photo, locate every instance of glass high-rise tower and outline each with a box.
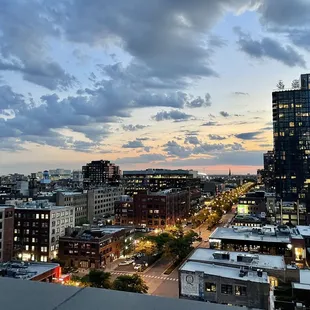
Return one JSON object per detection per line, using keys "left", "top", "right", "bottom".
{"left": 273, "top": 74, "right": 310, "bottom": 202}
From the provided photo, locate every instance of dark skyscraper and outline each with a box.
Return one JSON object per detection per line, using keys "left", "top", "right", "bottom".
{"left": 273, "top": 74, "right": 310, "bottom": 202}
{"left": 82, "top": 160, "right": 121, "bottom": 188}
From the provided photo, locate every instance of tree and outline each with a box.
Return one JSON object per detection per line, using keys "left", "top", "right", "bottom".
{"left": 276, "top": 80, "right": 285, "bottom": 90}
{"left": 112, "top": 274, "right": 148, "bottom": 294}
{"left": 82, "top": 270, "right": 111, "bottom": 289}
{"left": 164, "top": 230, "right": 198, "bottom": 260}
{"left": 146, "top": 233, "right": 173, "bottom": 252}
{"left": 291, "top": 79, "right": 300, "bottom": 89}
{"left": 134, "top": 240, "right": 157, "bottom": 256}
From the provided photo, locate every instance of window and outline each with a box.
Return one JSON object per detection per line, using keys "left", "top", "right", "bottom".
{"left": 32, "top": 238, "right": 36, "bottom": 243}
{"left": 36, "top": 214, "right": 40, "bottom": 219}
{"left": 221, "top": 284, "right": 233, "bottom": 295}
{"left": 57, "top": 220, "right": 60, "bottom": 225}
{"left": 31, "top": 246, "right": 35, "bottom": 251}
{"left": 25, "top": 245, "right": 29, "bottom": 251}
{"left": 52, "top": 213, "right": 56, "bottom": 219}
{"left": 40, "top": 255, "right": 47, "bottom": 262}
{"left": 45, "top": 214, "right": 49, "bottom": 220}
{"left": 41, "top": 246, "right": 48, "bottom": 252}
{"left": 52, "top": 229, "right": 55, "bottom": 234}
{"left": 235, "top": 286, "right": 247, "bottom": 296}
{"left": 25, "top": 229, "right": 30, "bottom": 235}
{"left": 205, "top": 282, "right": 216, "bottom": 292}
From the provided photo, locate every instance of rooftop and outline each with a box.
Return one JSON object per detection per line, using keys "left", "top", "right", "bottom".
{"left": 188, "top": 248, "right": 285, "bottom": 270}
{"left": 180, "top": 261, "right": 269, "bottom": 284}
{"left": 0, "top": 261, "right": 59, "bottom": 280}
{"left": 296, "top": 226, "right": 310, "bottom": 237}
{"left": 0, "top": 277, "right": 246, "bottom": 310}
{"left": 15, "top": 200, "right": 68, "bottom": 211}
{"left": 123, "top": 169, "right": 197, "bottom": 176}
{"left": 210, "top": 226, "right": 291, "bottom": 244}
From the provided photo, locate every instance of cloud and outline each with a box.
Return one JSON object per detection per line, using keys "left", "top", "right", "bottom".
{"left": 208, "top": 134, "right": 226, "bottom": 141}
{"left": 163, "top": 141, "right": 191, "bottom": 158}
{"left": 122, "top": 124, "right": 148, "bottom": 131}
{"left": 116, "top": 153, "right": 165, "bottom": 164}
{"left": 163, "top": 140, "right": 244, "bottom": 158}
{"left": 152, "top": 110, "right": 193, "bottom": 122}
{"left": 122, "top": 140, "right": 145, "bottom": 148}
{"left": 234, "top": 27, "right": 306, "bottom": 68}
{"left": 186, "top": 93, "right": 212, "bottom": 108}
{"left": 219, "top": 111, "right": 230, "bottom": 117}
{"left": 184, "top": 136, "right": 200, "bottom": 145}
{"left": 201, "top": 121, "right": 218, "bottom": 127}
{"left": 234, "top": 92, "right": 249, "bottom": 96}
{"left": 235, "top": 131, "right": 262, "bottom": 140}
{"left": 159, "top": 151, "right": 263, "bottom": 167}
{"left": 0, "top": 1, "right": 77, "bottom": 90}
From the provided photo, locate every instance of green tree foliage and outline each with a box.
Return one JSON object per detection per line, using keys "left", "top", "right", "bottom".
{"left": 82, "top": 270, "right": 111, "bottom": 289}
{"left": 112, "top": 274, "right": 148, "bottom": 294}
{"left": 146, "top": 233, "right": 173, "bottom": 252}
{"left": 164, "top": 230, "right": 198, "bottom": 260}
{"left": 134, "top": 240, "right": 158, "bottom": 256}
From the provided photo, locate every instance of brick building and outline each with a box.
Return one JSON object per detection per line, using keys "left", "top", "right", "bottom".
{"left": 115, "top": 189, "right": 189, "bottom": 228}
{"left": 58, "top": 226, "right": 134, "bottom": 269}
{"left": 0, "top": 205, "right": 14, "bottom": 262}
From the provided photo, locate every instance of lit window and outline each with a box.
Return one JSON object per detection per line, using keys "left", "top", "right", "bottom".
{"left": 31, "top": 246, "right": 35, "bottom": 251}
{"left": 25, "top": 245, "right": 29, "bottom": 251}
{"left": 41, "top": 214, "right": 45, "bottom": 219}
{"left": 36, "top": 214, "right": 40, "bottom": 219}
{"left": 45, "top": 214, "right": 49, "bottom": 220}
{"left": 235, "top": 286, "right": 247, "bottom": 296}
{"left": 205, "top": 282, "right": 216, "bottom": 292}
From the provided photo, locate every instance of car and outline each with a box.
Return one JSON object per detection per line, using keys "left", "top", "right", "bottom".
{"left": 119, "top": 259, "right": 135, "bottom": 266}
{"left": 133, "top": 264, "right": 143, "bottom": 271}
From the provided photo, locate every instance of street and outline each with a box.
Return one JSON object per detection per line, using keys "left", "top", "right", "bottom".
{"left": 108, "top": 208, "right": 236, "bottom": 298}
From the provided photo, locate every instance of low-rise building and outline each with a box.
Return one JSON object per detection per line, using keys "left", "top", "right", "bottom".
{"left": 13, "top": 200, "right": 75, "bottom": 262}
{"left": 0, "top": 205, "right": 14, "bottom": 262}
{"left": 58, "top": 226, "right": 134, "bottom": 269}
{"left": 179, "top": 260, "right": 270, "bottom": 309}
{"left": 209, "top": 225, "right": 307, "bottom": 265}
{"left": 185, "top": 248, "right": 291, "bottom": 287}
{"left": 237, "top": 191, "right": 267, "bottom": 219}
{"left": 56, "top": 191, "right": 88, "bottom": 225}
{"left": 0, "top": 261, "right": 61, "bottom": 282}
{"left": 231, "top": 214, "right": 263, "bottom": 227}
{"left": 115, "top": 189, "right": 189, "bottom": 228}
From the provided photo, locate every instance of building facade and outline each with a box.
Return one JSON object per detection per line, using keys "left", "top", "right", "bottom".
{"left": 273, "top": 74, "right": 310, "bottom": 204}
{"left": 237, "top": 191, "right": 267, "bottom": 219}
{"left": 123, "top": 169, "right": 200, "bottom": 196}
{"left": 56, "top": 191, "right": 88, "bottom": 225}
{"left": 263, "top": 150, "right": 275, "bottom": 191}
{"left": 115, "top": 189, "right": 189, "bottom": 228}
{"left": 82, "top": 160, "right": 121, "bottom": 188}
{"left": 179, "top": 260, "right": 270, "bottom": 309}
{"left": 13, "top": 201, "right": 75, "bottom": 262}
{"left": 58, "top": 226, "right": 134, "bottom": 269}
{"left": 0, "top": 206, "right": 14, "bottom": 262}
{"left": 87, "top": 187, "right": 124, "bottom": 221}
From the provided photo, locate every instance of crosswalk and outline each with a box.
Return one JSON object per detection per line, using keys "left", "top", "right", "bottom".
{"left": 111, "top": 271, "right": 178, "bottom": 282}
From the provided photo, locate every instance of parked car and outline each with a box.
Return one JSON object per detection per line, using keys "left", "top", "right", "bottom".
{"left": 119, "top": 259, "right": 135, "bottom": 266}
{"left": 133, "top": 264, "right": 143, "bottom": 271}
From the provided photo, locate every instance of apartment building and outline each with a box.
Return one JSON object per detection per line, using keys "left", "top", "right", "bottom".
{"left": 13, "top": 200, "right": 75, "bottom": 262}
{"left": 0, "top": 205, "right": 14, "bottom": 262}
{"left": 87, "top": 187, "right": 124, "bottom": 220}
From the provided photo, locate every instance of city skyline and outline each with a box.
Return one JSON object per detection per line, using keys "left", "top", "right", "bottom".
{"left": 1, "top": 1, "right": 310, "bottom": 175}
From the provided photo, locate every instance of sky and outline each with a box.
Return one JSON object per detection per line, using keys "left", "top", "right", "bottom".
{"left": 1, "top": 0, "right": 310, "bottom": 175}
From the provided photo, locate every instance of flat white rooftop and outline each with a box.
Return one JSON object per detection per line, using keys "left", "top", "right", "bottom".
{"left": 188, "top": 248, "right": 285, "bottom": 270}
{"left": 180, "top": 261, "right": 269, "bottom": 284}
{"left": 0, "top": 262, "right": 59, "bottom": 280}
{"left": 210, "top": 227, "right": 291, "bottom": 244}
{"left": 300, "top": 269, "right": 310, "bottom": 285}
{"left": 297, "top": 226, "right": 310, "bottom": 237}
